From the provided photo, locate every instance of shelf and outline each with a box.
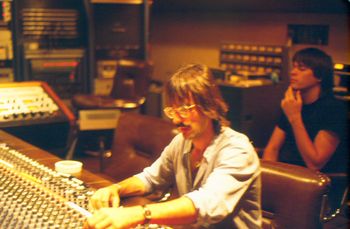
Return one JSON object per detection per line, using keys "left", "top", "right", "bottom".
{"left": 219, "top": 42, "right": 289, "bottom": 81}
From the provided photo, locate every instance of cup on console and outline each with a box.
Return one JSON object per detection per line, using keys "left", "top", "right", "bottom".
{"left": 55, "top": 160, "right": 83, "bottom": 176}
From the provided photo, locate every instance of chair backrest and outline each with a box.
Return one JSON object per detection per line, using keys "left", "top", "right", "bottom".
{"left": 110, "top": 59, "right": 153, "bottom": 101}
{"left": 261, "top": 160, "right": 330, "bottom": 229}
{"left": 102, "top": 112, "right": 177, "bottom": 182}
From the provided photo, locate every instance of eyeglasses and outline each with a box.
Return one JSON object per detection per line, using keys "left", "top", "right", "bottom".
{"left": 163, "top": 104, "right": 197, "bottom": 119}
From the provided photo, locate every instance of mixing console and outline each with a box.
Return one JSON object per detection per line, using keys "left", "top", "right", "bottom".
{"left": 0, "top": 143, "right": 94, "bottom": 228}
{"left": 0, "top": 81, "right": 75, "bottom": 155}
{"left": 0, "top": 84, "right": 61, "bottom": 123}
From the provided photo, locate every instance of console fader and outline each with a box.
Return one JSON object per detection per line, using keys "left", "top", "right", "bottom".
{"left": 0, "top": 143, "right": 94, "bottom": 228}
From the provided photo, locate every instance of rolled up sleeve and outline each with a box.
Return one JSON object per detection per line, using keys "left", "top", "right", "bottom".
{"left": 134, "top": 137, "right": 179, "bottom": 193}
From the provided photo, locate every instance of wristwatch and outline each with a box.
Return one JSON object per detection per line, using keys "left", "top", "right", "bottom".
{"left": 142, "top": 205, "right": 152, "bottom": 224}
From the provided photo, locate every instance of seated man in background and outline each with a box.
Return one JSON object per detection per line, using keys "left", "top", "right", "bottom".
{"left": 263, "top": 47, "right": 348, "bottom": 174}
{"left": 85, "top": 64, "right": 262, "bottom": 229}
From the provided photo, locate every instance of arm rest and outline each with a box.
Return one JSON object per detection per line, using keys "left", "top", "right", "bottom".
{"left": 261, "top": 160, "right": 330, "bottom": 229}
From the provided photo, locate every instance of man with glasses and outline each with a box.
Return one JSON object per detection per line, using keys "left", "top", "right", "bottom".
{"left": 86, "top": 64, "right": 262, "bottom": 229}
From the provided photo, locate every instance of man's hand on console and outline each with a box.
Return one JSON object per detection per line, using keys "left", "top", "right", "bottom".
{"left": 89, "top": 184, "right": 121, "bottom": 210}
{"left": 84, "top": 206, "right": 145, "bottom": 229}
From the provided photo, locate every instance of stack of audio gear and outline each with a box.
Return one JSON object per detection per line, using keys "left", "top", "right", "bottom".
{"left": 0, "top": 143, "right": 94, "bottom": 228}
{"left": 12, "top": 0, "right": 93, "bottom": 99}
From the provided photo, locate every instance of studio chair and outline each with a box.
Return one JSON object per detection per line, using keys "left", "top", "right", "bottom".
{"left": 260, "top": 160, "right": 331, "bottom": 229}
{"left": 93, "top": 112, "right": 178, "bottom": 202}
{"left": 67, "top": 59, "right": 153, "bottom": 160}
{"left": 72, "top": 58, "right": 153, "bottom": 111}
{"left": 100, "top": 112, "right": 178, "bottom": 181}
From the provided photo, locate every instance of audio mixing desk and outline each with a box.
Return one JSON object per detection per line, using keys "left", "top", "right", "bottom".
{"left": 0, "top": 130, "right": 112, "bottom": 228}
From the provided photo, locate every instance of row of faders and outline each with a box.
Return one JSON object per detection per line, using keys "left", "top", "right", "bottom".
{"left": 0, "top": 143, "right": 94, "bottom": 228}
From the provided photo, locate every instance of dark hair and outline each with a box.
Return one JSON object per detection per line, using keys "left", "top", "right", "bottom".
{"left": 164, "top": 64, "right": 230, "bottom": 132}
{"left": 292, "top": 48, "right": 334, "bottom": 95}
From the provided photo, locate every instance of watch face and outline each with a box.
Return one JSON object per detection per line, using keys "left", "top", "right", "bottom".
{"left": 145, "top": 209, "right": 151, "bottom": 219}
{"left": 143, "top": 205, "right": 152, "bottom": 223}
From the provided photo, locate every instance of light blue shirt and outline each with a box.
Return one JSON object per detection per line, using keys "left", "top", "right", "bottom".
{"left": 136, "top": 127, "right": 262, "bottom": 228}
